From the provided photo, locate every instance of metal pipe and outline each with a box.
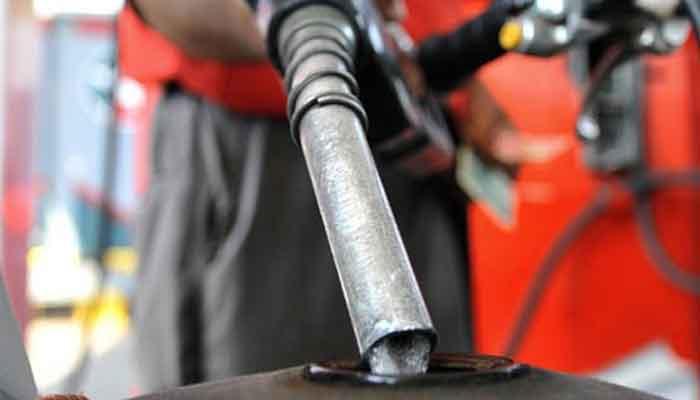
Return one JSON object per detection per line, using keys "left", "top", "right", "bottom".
{"left": 275, "top": 4, "right": 436, "bottom": 375}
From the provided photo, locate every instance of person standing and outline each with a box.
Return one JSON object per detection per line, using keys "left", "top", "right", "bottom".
{"left": 120, "top": 0, "right": 518, "bottom": 391}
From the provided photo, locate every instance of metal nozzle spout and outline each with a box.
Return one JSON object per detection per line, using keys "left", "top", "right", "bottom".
{"left": 367, "top": 333, "right": 433, "bottom": 376}
{"left": 269, "top": 2, "right": 437, "bottom": 375}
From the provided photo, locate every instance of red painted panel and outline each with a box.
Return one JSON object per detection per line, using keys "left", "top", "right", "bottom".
{"left": 471, "top": 42, "right": 700, "bottom": 373}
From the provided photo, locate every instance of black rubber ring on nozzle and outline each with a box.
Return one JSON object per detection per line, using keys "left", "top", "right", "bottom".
{"left": 284, "top": 47, "right": 356, "bottom": 92}
{"left": 290, "top": 91, "right": 369, "bottom": 147}
{"left": 284, "top": 35, "right": 355, "bottom": 79}
{"left": 266, "top": 0, "right": 364, "bottom": 73}
{"left": 287, "top": 68, "right": 360, "bottom": 122}
{"left": 280, "top": 20, "right": 354, "bottom": 65}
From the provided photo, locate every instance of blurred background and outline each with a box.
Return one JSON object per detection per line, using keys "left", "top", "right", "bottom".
{"left": 0, "top": 0, "right": 698, "bottom": 399}
{"left": 2, "top": 0, "right": 142, "bottom": 397}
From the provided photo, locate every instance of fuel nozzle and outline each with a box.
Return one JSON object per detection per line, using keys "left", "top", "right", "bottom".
{"left": 264, "top": 0, "right": 437, "bottom": 376}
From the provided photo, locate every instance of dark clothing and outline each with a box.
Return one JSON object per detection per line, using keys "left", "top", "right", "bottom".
{"left": 133, "top": 87, "right": 472, "bottom": 391}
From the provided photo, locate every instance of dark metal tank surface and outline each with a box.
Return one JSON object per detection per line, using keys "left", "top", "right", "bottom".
{"left": 131, "top": 354, "right": 664, "bottom": 399}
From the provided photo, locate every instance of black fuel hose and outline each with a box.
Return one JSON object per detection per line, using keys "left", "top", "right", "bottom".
{"left": 683, "top": 0, "right": 700, "bottom": 44}
{"left": 417, "top": 0, "right": 533, "bottom": 94}
{"left": 631, "top": 171, "right": 700, "bottom": 295}
{"left": 504, "top": 185, "right": 613, "bottom": 357}
{"left": 505, "top": 170, "right": 700, "bottom": 358}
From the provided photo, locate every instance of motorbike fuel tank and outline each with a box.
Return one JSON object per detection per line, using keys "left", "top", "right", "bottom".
{"left": 131, "top": 354, "right": 662, "bottom": 399}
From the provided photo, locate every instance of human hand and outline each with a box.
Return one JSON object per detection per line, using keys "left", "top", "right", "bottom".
{"left": 459, "top": 80, "right": 571, "bottom": 173}
{"left": 374, "top": 0, "right": 407, "bottom": 22}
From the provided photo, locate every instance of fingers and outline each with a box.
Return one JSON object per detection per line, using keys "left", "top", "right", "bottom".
{"left": 374, "top": 0, "right": 407, "bottom": 22}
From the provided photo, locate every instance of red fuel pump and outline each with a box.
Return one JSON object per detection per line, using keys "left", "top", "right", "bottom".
{"left": 471, "top": 14, "right": 700, "bottom": 392}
